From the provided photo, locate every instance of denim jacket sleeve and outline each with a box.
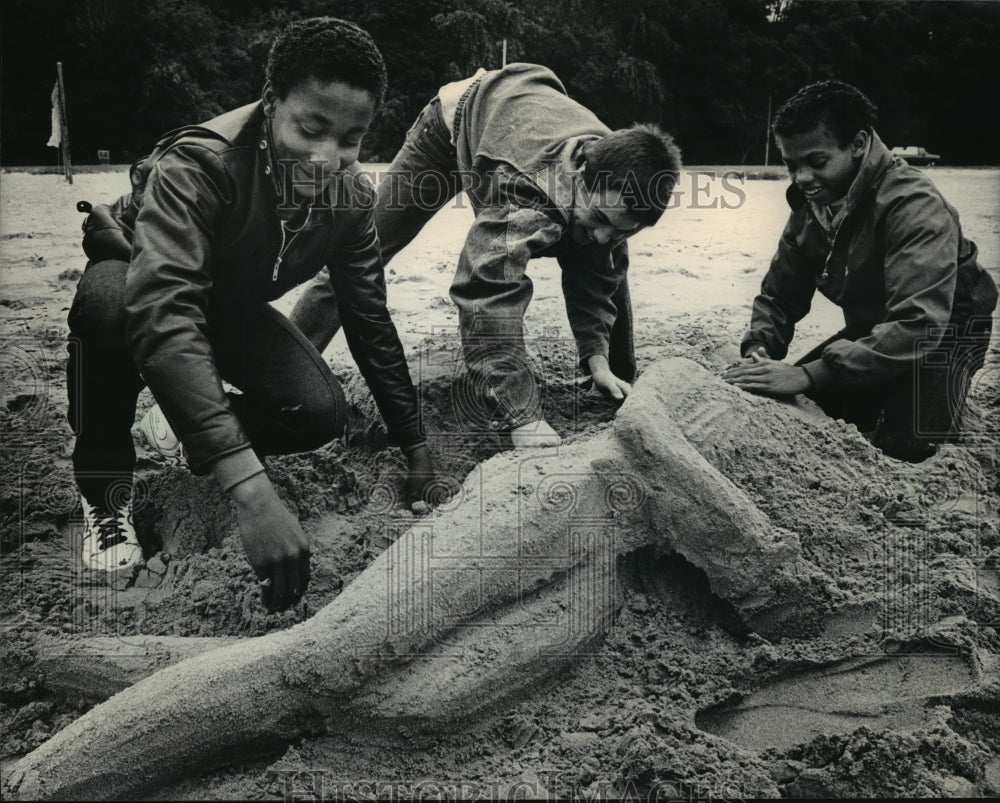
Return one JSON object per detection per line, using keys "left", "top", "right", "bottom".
{"left": 123, "top": 143, "right": 249, "bottom": 473}
{"left": 557, "top": 241, "right": 628, "bottom": 371}
{"left": 327, "top": 200, "right": 425, "bottom": 450}
{"left": 450, "top": 202, "right": 566, "bottom": 323}
{"left": 741, "top": 211, "right": 817, "bottom": 359}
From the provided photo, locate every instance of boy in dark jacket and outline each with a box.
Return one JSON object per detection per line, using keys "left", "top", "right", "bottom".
{"left": 724, "top": 80, "right": 997, "bottom": 461}
{"left": 68, "top": 18, "right": 435, "bottom": 610}
{"left": 290, "top": 63, "right": 682, "bottom": 447}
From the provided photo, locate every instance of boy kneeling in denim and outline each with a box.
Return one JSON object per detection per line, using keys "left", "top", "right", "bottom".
{"left": 291, "top": 63, "right": 682, "bottom": 447}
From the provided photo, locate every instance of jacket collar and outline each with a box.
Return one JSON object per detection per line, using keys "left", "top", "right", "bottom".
{"left": 257, "top": 116, "right": 332, "bottom": 227}
{"left": 524, "top": 137, "right": 589, "bottom": 227}
{"left": 192, "top": 101, "right": 292, "bottom": 211}
{"left": 258, "top": 117, "right": 285, "bottom": 202}
{"left": 785, "top": 129, "right": 894, "bottom": 214}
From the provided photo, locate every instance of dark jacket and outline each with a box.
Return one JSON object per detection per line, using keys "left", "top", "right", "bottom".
{"left": 82, "top": 102, "right": 424, "bottom": 474}
{"left": 742, "top": 132, "right": 997, "bottom": 388}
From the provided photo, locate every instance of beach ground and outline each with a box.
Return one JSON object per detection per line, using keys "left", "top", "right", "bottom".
{"left": 1, "top": 166, "right": 998, "bottom": 798}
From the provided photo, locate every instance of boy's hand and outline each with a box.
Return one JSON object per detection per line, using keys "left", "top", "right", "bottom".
{"left": 587, "top": 355, "right": 632, "bottom": 401}
{"left": 404, "top": 444, "right": 444, "bottom": 506}
{"left": 723, "top": 354, "right": 811, "bottom": 397}
{"left": 229, "top": 473, "right": 310, "bottom": 613}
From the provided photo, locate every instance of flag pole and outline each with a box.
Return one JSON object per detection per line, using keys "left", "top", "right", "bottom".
{"left": 764, "top": 93, "right": 772, "bottom": 167}
{"left": 56, "top": 62, "right": 73, "bottom": 184}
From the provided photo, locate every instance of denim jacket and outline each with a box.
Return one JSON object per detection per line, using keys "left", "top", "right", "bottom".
{"left": 452, "top": 63, "right": 629, "bottom": 372}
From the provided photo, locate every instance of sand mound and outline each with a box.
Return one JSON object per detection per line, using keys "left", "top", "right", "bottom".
{"left": 2, "top": 354, "right": 999, "bottom": 799}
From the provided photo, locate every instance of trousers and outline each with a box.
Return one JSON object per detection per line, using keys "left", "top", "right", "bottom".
{"left": 67, "top": 259, "right": 346, "bottom": 509}
{"left": 795, "top": 315, "right": 993, "bottom": 462}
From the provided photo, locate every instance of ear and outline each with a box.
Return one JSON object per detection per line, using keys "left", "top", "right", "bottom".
{"left": 851, "top": 129, "right": 870, "bottom": 157}
{"left": 261, "top": 82, "right": 278, "bottom": 118}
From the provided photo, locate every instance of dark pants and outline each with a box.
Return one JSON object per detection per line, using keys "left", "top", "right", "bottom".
{"left": 795, "top": 316, "right": 993, "bottom": 462}
{"left": 290, "top": 97, "right": 637, "bottom": 426}
{"left": 67, "top": 260, "right": 346, "bottom": 509}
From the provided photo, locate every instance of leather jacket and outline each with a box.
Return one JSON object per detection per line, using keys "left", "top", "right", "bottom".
{"left": 81, "top": 102, "right": 424, "bottom": 473}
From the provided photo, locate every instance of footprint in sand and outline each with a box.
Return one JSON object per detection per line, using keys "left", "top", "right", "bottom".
{"left": 695, "top": 649, "right": 978, "bottom": 751}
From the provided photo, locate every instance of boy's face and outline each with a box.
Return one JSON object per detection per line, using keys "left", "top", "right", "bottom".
{"left": 263, "top": 77, "right": 376, "bottom": 204}
{"left": 775, "top": 124, "right": 868, "bottom": 206}
{"left": 570, "top": 186, "right": 645, "bottom": 247}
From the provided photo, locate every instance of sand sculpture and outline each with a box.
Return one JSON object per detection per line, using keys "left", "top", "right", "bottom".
{"left": 2, "top": 357, "right": 903, "bottom": 799}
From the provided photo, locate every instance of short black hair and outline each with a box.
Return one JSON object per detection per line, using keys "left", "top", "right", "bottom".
{"left": 266, "top": 17, "right": 387, "bottom": 105}
{"left": 772, "top": 80, "right": 878, "bottom": 147}
{"left": 583, "top": 123, "right": 682, "bottom": 226}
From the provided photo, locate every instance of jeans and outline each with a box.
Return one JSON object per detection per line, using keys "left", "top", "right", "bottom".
{"left": 795, "top": 315, "right": 993, "bottom": 462}
{"left": 67, "top": 259, "right": 346, "bottom": 510}
{"left": 291, "top": 98, "right": 461, "bottom": 349}
{"left": 290, "top": 97, "right": 636, "bottom": 429}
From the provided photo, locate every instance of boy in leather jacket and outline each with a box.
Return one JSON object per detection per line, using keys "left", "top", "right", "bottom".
{"left": 68, "top": 18, "right": 434, "bottom": 610}
{"left": 725, "top": 81, "right": 997, "bottom": 461}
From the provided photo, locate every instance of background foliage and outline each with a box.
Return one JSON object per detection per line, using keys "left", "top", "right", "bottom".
{"left": 3, "top": 0, "right": 999, "bottom": 165}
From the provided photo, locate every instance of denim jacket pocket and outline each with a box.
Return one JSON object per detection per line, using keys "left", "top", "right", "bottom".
{"left": 405, "top": 99, "right": 451, "bottom": 151}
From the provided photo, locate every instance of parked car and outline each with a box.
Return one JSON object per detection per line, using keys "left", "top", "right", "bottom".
{"left": 890, "top": 145, "right": 941, "bottom": 166}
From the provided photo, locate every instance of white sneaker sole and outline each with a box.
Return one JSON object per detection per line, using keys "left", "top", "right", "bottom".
{"left": 137, "top": 406, "right": 185, "bottom": 465}
{"left": 82, "top": 539, "right": 143, "bottom": 572}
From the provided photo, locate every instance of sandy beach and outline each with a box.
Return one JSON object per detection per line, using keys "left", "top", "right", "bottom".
{"left": 1, "top": 165, "right": 998, "bottom": 799}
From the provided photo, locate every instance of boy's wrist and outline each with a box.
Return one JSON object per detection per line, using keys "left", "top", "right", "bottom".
{"left": 211, "top": 447, "right": 266, "bottom": 494}
{"left": 228, "top": 472, "right": 275, "bottom": 508}
{"left": 586, "top": 354, "right": 611, "bottom": 375}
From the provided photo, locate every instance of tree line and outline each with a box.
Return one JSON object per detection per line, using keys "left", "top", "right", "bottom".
{"left": 3, "top": 0, "right": 999, "bottom": 166}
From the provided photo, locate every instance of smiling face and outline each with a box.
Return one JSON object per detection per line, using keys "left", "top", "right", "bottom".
{"left": 569, "top": 185, "right": 645, "bottom": 247}
{"left": 775, "top": 124, "right": 868, "bottom": 206}
{"left": 262, "top": 77, "right": 376, "bottom": 204}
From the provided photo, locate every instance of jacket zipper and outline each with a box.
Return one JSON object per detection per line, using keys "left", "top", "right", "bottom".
{"left": 272, "top": 222, "right": 289, "bottom": 281}
{"left": 822, "top": 212, "right": 854, "bottom": 283}
{"left": 814, "top": 187, "right": 867, "bottom": 284}
{"left": 272, "top": 211, "right": 311, "bottom": 281}
{"left": 821, "top": 244, "right": 833, "bottom": 283}
{"left": 811, "top": 208, "right": 840, "bottom": 284}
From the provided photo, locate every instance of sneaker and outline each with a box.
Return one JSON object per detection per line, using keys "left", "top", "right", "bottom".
{"left": 81, "top": 495, "right": 143, "bottom": 572}
{"left": 137, "top": 404, "right": 184, "bottom": 464}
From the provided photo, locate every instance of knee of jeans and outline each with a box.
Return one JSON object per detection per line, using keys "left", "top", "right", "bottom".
{"left": 874, "top": 431, "right": 936, "bottom": 463}
{"left": 68, "top": 261, "right": 129, "bottom": 341}
{"left": 282, "top": 388, "right": 346, "bottom": 448}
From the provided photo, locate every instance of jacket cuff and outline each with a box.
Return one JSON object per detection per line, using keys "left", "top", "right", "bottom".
{"left": 210, "top": 447, "right": 265, "bottom": 493}
{"left": 801, "top": 358, "right": 836, "bottom": 391}
{"left": 399, "top": 439, "right": 428, "bottom": 456}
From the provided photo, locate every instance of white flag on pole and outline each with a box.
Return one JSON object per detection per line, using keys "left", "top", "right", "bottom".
{"left": 47, "top": 82, "right": 61, "bottom": 148}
